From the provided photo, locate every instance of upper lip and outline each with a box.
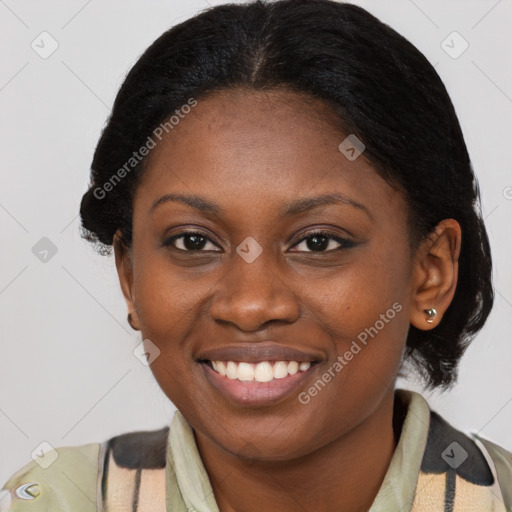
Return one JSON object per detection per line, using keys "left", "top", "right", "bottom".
{"left": 197, "top": 341, "right": 322, "bottom": 364}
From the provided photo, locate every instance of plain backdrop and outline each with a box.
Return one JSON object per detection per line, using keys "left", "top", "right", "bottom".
{"left": 1, "top": 0, "right": 511, "bottom": 486}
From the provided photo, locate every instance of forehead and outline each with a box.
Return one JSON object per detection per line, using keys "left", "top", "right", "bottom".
{"left": 135, "top": 87, "right": 402, "bottom": 220}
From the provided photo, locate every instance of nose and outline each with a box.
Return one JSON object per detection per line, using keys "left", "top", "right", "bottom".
{"left": 209, "top": 252, "right": 300, "bottom": 331}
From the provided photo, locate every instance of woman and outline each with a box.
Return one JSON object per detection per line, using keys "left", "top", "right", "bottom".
{"left": 1, "top": 0, "right": 510, "bottom": 510}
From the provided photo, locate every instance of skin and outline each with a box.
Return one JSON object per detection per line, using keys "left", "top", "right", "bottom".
{"left": 113, "top": 88, "right": 461, "bottom": 512}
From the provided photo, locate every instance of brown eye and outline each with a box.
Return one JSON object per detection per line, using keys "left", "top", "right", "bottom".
{"left": 163, "top": 231, "right": 221, "bottom": 251}
{"left": 291, "top": 231, "right": 355, "bottom": 253}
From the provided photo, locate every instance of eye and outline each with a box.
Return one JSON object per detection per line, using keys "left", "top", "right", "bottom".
{"left": 163, "top": 230, "right": 221, "bottom": 252}
{"left": 290, "top": 231, "right": 355, "bottom": 253}
{"left": 163, "top": 229, "right": 355, "bottom": 253}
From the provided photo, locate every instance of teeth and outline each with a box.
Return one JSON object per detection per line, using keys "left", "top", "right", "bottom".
{"left": 226, "top": 361, "right": 238, "bottom": 379}
{"left": 217, "top": 361, "right": 227, "bottom": 376}
{"left": 237, "top": 362, "right": 255, "bottom": 381}
{"left": 208, "top": 360, "right": 313, "bottom": 381}
{"left": 254, "top": 361, "right": 273, "bottom": 382}
{"left": 287, "top": 361, "right": 299, "bottom": 375}
{"left": 273, "top": 361, "right": 288, "bottom": 379}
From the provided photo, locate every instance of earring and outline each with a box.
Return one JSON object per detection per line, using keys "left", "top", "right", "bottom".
{"left": 127, "top": 313, "right": 137, "bottom": 330}
{"left": 424, "top": 308, "right": 437, "bottom": 323}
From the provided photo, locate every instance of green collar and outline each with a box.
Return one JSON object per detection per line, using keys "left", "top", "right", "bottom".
{"left": 165, "top": 389, "right": 431, "bottom": 512}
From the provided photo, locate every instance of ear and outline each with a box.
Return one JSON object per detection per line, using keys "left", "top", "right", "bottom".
{"left": 113, "top": 229, "right": 140, "bottom": 331}
{"left": 409, "top": 219, "right": 461, "bottom": 330}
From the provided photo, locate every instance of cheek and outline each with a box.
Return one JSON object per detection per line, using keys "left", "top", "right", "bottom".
{"left": 130, "top": 251, "right": 197, "bottom": 382}
{"left": 302, "top": 242, "right": 412, "bottom": 396}
{"left": 292, "top": 261, "right": 411, "bottom": 449}
{"left": 132, "top": 245, "right": 204, "bottom": 334}
{"left": 132, "top": 265, "right": 197, "bottom": 411}
{"left": 306, "top": 244, "right": 411, "bottom": 344}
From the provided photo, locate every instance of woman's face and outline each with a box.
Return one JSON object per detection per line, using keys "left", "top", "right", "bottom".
{"left": 118, "top": 88, "right": 420, "bottom": 460}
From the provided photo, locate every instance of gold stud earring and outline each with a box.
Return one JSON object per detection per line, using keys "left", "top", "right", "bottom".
{"left": 424, "top": 308, "right": 437, "bottom": 323}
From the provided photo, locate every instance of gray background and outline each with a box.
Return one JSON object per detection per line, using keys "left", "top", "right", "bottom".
{"left": 1, "top": 0, "right": 511, "bottom": 486}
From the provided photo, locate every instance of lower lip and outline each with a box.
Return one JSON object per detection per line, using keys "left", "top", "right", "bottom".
{"left": 200, "top": 362, "right": 317, "bottom": 406}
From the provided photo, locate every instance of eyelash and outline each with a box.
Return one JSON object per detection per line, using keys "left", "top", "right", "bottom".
{"left": 162, "top": 229, "right": 355, "bottom": 253}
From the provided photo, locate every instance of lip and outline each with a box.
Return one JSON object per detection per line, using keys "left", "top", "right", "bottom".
{"left": 196, "top": 341, "right": 322, "bottom": 364}
{"left": 200, "top": 360, "right": 319, "bottom": 406}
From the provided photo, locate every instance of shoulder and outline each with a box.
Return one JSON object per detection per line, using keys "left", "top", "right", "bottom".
{"left": 0, "top": 442, "right": 100, "bottom": 511}
{"left": 0, "top": 426, "right": 170, "bottom": 512}
{"left": 99, "top": 426, "right": 169, "bottom": 512}
{"left": 415, "top": 406, "right": 512, "bottom": 510}
{"left": 472, "top": 433, "right": 512, "bottom": 510}
{"left": 423, "top": 409, "right": 512, "bottom": 478}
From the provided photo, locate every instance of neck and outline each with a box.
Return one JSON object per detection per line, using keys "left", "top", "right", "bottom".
{"left": 194, "top": 390, "right": 403, "bottom": 512}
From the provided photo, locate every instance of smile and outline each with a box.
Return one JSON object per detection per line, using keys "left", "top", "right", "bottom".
{"left": 208, "top": 360, "right": 312, "bottom": 382}
{"left": 199, "top": 359, "right": 319, "bottom": 406}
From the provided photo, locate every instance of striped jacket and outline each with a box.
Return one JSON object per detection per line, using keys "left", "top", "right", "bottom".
{"left": 1, "top": 389, "right": 511, "bottom": 511}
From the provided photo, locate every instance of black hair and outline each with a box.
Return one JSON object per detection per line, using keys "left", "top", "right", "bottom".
{"left": 79, "top": 0, "right": 494, "bottom": 389}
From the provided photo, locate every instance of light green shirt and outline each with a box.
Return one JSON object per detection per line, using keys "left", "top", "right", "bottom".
{"left": 1, "top": 389, "right": 511, "bottom": 511}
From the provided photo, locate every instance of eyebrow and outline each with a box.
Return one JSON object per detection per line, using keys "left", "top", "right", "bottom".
{"left": 280, "top": 193, "right": 369, "bottom": 217}
{"left": 149, "top": 192, "right": 370, "bottom": 218}
{"left": 150, "top": 193, "right": 224, "bottom": 216}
